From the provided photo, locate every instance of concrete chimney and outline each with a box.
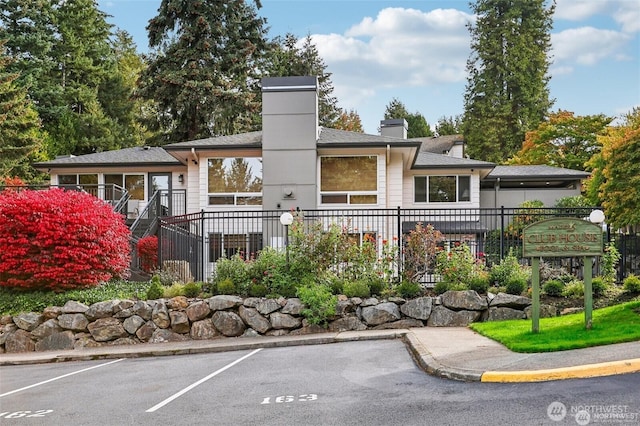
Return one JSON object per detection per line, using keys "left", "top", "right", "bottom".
{"left": 380, "top": 118, "right": 408, "bottom": 139}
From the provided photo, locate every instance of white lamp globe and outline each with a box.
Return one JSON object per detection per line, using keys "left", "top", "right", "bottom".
{"left": 589, "top": 209, "right": 605, "bottom": 224}
{"left": 279, "top": 212, "right": 294, "bottom": 226}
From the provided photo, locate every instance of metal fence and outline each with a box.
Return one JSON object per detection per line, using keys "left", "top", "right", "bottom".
{"left": 158, "top": 207, "right": 639, "bottom": 284}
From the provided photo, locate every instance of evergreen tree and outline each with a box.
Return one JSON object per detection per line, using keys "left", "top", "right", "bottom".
{"left": 384, "top": 98, "right": 433, "bottom": 138}
{"left": 266, "top": 33, "right": 341, "bottom": 128}
{"left": 138, "top": 0, "right": 269, "bottom": 144}
{"left": 463, "top": 0, "right": 554, "bottom": 163}
{"left": 435, "top": 115, "right": 463, "bottom": 136}
{"left": 0, "top": 43, "right": 46, "bottom": 181}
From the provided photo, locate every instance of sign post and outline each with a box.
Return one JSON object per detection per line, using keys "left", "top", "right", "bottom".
{"left": 523, "top": 217, "right": 603, "bottom": 333}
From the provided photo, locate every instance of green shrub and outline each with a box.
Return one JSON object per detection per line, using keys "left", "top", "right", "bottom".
{"left": 183, "top": 282, "right": 202, "bottom": 298}
{"left": 505, "top": 276, "right": 528, "bottom": 295}
{"left": 296, "top": 283, "right": 337, "bottom": 326}
{"left": 328, "top": 277, "right": 345, "bottom": 295}
{"left": 433, "top": 281, "right": 450, "bottom": 295}
{"left": 543, "top": 279, "right": 565, "bottom": 297}
{"left": 343, "top": 280, "right": 370, "bottom": 298}
{"left": 624, "top": 274, "right": 640, "bottom": 294}
{"left": 164, "top": 283, "right": 185, "bottom": 298}
{"left": 146, "top": 276, "right": 164, "bottom": 300}
{"left": 563, "top": 280, "right": 585, "bottom": 298}
{"left": 591, "top": 277, "right": 608, "bottom": 297}
{"left": 468, "top": 272, "right": 490, "bottom": 294}
{"left": 216, "top": 278, "right": 236, "bottom": 295}
{"left": 249, "top": 283, "right": 268, "bottom": 298}
{"left": 396, "top": 280, "right": 422, "bottom": 298}
{"left": 368, "top": 277, "right": 386, "bottom": 296}
{"left": 212, "top": 254, "right": 249, "bottom": 293}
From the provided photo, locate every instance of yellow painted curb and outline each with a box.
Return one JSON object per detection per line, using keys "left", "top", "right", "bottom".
{"left": 481, "top": 358, "right": 640, "bottom": 382}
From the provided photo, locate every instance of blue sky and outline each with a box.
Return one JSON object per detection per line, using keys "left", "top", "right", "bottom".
{"left": 99, "top": 0, "right": 640, "bottom": 135}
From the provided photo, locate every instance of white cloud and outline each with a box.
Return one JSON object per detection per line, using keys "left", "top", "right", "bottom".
{"left": 308, "top": 7, "right": 473, "bottom": 109}
{"left": 555, "top": 0, "right": 640, "bottom": 33}
{"left": 552, "top": 27, "right": 632, "bottom": 66}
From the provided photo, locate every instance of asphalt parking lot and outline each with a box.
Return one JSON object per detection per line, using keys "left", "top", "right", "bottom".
{"left": 2, "top": 340, "right": 639, "bottom": 426}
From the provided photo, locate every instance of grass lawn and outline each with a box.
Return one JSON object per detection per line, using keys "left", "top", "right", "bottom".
{"left": 469, "top": 301, "right": 640, "bottom": 353}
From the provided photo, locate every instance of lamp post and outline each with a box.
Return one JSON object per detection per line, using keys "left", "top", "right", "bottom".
{"left": 279, "top": 212, "right": 294, "bottom": 265}
{"left": 586, "top": 209, "right": 606, "bottom": 329}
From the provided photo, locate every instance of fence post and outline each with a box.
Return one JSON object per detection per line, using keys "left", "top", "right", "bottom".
{"left": 396, "top": 206, "right": 402, "bottom": 280}
{"left": 200, "top": 210, "right": 206, "bottom": 282}
{"left": 500, "top": 206, "right": 505, "bottom": 260}
{"left": 157, "top": 219, "right": 163, "bottom": 271}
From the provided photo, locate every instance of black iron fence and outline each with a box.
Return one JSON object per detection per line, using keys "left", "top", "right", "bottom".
{"left": 158, "top": 207, "right": 639, "bottom": 284}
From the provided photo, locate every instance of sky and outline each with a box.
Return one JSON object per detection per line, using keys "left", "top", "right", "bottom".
{"left": 98, "top": 0, "right": 640, "bottom": 135}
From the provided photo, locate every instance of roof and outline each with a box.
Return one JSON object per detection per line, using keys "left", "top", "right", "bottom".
{"left": 33, "top": 146, "right": 182, "bottom": 168}
{"left": 317, "top": 127, "right": 420, "bottom": 147}
{"left": 485, "top": 165, "right": 590, "bottom": 180}
{"left": 164, "top": 131, "right": 263, "bottom": 150}
{"left": 412, "top": 151, "right": 495, "bottom": 169}
{"left": 412, "top": 134, "right": 464, "bottom": 154}
{"left": 402, "top": 220, "right": 488, "bottom": 234}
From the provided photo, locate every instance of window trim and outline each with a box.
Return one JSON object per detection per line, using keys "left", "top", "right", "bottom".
{"left": 319, "top": 155, "right": 378, "bottom": 205}
{"left": 207, "top": 157, "right": 263, "bottom": 207}
{"left": 414, "top": 175, "right": 472, "bottom": 204}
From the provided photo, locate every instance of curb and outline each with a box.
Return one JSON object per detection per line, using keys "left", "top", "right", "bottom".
{"left": 480, "top": 358, "right": 640, "bottom": 383}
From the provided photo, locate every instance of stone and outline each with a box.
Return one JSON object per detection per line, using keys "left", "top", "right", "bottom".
{"left": 13, "top": 312, "right": 43, "bottom": 332}
{"left": 350, "top": 297, "right": 363, "bottom": 306}
{"left": 167, "top": 296, "right": 189, "bottom": 310}
{"left": 360, "top": 297, "right": 379, "bottom": 307}
{"left": 426, "top": 306, "right": 481, "bottom": 327}
{"left": 265, "top": 329, "right": 289, "bottom": 337}
{"left": 335, "top": 300, "right": 355, "bottom": 316}
{"left": 74, "top": 337, "right": 102, "bottom": 349}
{"left": 61, "top": 300, "right": 89, "bottom": 314}
{"left": 212, "top": 311, "right": 246, "bottom": 337}
{"left": 400, "top": 297, "right": 433, "bottom": 320}
{"left": 388, "top": 297, "right": 406, "bottom": 304}
{"left": 524, "top": 304, "right": 557, "bottom": 319}
{"left": 136, "top": 321, "right": 158, "bottom": 342}
{"left": 113, "top": 300, "right": 135, "bottom": 313}
{"left": 132, "top": 301, "right": 153, "bottom": 321}
{"left": 281, "top": 298, "right": 305, "bottom": 315}
{"left": 42, "top": 306, "right": 62, "bottom": 319}
{"left": 242, "top": 328, "right": 260, "bottom": 338}
{"left": 1, "top": 315, "right": 13, "bottom": 325}
{"left": 270, "top": 312, "right": 302, "bottom": 330}
{"left": 152, "top": 302, "right": 171, "bottom": 329}
{"left": 289, "top": 323, "right": 328, "bottom": 335}
{"left": 238, "top": 306, "right": 271, "bottom": 334}
{"left": 4, "top": 329, "right": 35, "bottom": 352}
{"left": 256, "top": 299, "right": 280, "bottom": 315}
{"left": 186, "top": 300, "right": 211, "bottom": 322}
{"left": 441, "top": 290, "right": 487, "bottom": 311}
{"left": 149, "top": 328, "right": 188, "bottom": 343}
{"left": 35, "top": 331, "right": 75, "bottom": 351}
{"left": 170, "top": 311, "right": 190, "bottom": 334}
{"left": 110, "top": 337, "right": 138, "bottom": 346}
{"left": 328, "top": 317, "right": 366, "bottom": 332}
{"left": 487, "top": 307, "right": 526, "bottom": 321}
{"left": 31, "top": 319, "right": 63, "bottom": 339}
{"left": 561, "top": 307, "right": 584, "bottom": 316}
{"left": 57, "top": 313, "right": 89, "bottom": 332}
{"left": 86, "top": 300, "right": 119, "bottom": 320}
{"left": 190, "top": 319, "right": 220, "bottom": 340}
{"left": 361, "top": 302, "right": 401, "bottom": 325}
{"left": 243, "top": 297, "right": 261, "bottom": 308}
{"left": 489, "top": 292, "right": 532, "bottom": 309}
{"left": 87, "top": 318, "right": 127, "bottom": 342}
{"left": 208, "top": 295, "right": 243, "bottom": 311}
{"left": 123, "top": 315, "right": 146, "bottom": 335}
{"left": 373, "top": 318, "right": 424, "bottom": 329}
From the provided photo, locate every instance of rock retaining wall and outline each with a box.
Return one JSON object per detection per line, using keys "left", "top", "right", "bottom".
{"left": 0, "top": 291, "right": 555, "bottom": 354}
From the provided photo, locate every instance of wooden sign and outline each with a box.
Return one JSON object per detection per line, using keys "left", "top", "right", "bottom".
{"left": 523, "top": 218, "right": 603, "bottom": 258}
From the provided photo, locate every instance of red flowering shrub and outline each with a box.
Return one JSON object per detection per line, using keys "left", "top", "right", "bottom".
{"left": 137, "top": 235, "right": 158, "bottom": 273}
{"left": 0, "top": 188, "right": 131, "bottom": 290}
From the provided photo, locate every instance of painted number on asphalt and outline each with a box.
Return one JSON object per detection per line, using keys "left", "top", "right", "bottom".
{"left": 261, "top": 394, "right": 318, "bottom": 404}
{"left": 0, "top": 410, "right": 54, "bottom": 418}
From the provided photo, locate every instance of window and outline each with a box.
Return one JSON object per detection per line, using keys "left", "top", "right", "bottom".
{"left": 58, "top": 174, "right": 98, "bottom": 186}
{"left": 320, "top": 156, "right": 377, "bottom": 204}
{"left": 414, "top": 176, "right": 471, "bottom": 203}
{"left": 104, "top": 174, "right": 144, "bottom": 200}
{"left": 209, "top": 233, "right": 263, "bottom": 262}
{"left": 208, "top": 158, "right": 262, "bottom": 206}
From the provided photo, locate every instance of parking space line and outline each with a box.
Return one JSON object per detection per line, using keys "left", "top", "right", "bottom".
{"left": 0, "top": 359, "right": 124, "bottom": 398}
{"left": 146, "top": 348, "right": 262, "bottom": 413}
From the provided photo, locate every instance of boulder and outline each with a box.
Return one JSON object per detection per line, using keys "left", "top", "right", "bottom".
{"left": 123, "top": 315, "right": 145, "bottom": 335}
{"left": 335, "top": 300, "right": 356, "bottom": 316}
{"left": 190, "top": 319, "right": 220, "bottom": 340}
{"left": 152, "top": 302, "right": 171, "bottom": 329}
{"left": 489, "top": 292, "right": 532, "bottom": 309}
{"left": 270, "top": 312, "right": 302, "bottom": 330}
{"left": 524, "top": 304, "right": 557, "bottom": 319}
{"left": 13, "top": 312, "right": 43, "bottom": 332}
{"left": 136, "top": 321, "right": 158, "bottom": 342}
{"left": 61, "top": 300, "right": 89, "bottom": 314}
{"left": 487, "top": 307, "right": 526, "bottom": 321}
{"left": 170, "top": 311, "right": 190, "bottom": 334}
{"left": 328, "top": 317, "right": 367, "bottom": 332}
{"left": 42, "top": 306, "right": 62, "bottom": 319}
{"left": 361, "top": 302, "right": 401, "bottom": 325}
{"left": 87, "top": 318, "right": 127, "bottom": 342}
{"left": 4, "top": 329, "right": 35, "bottom": 353}
{"left": 85, "top": 300, "right": 120, "bottom": 320}
{"left": 35, "top": 331, "right": 75, "bottom": 351}
{"left": 281, "top": 298, "right": 305, "bottom": 315}
{"left": 186, "top": 300, "right": 211, "bottom": 322}
{"left": 31, "top": 319, "right": 63, "bottom": 339}
{"left": 57, "top": 314, "right": 89, "bottom": 332}
{"left": 212, "top": 311, "right": 246, "bottom": 337}
{"left": 132, "top": 301, "right": 153, "bottom": 321}
{"left": 426, "top": 306, "right": 481, "bottom": 327}
{"left": 256, "top": 299, "right": 281, "bottom": 315}
{"left": 149, "top": 328, "right": 188, "bottom": 343}
{"left": 208, "top": 295, "right": 243, "bottom": 311}
{"left": 167, "top": 296, "right": 189, "bottom": 310}
{"left": 400, "top": 297, "right": 433, "bottom": 320}
{"left": 238, "top": 306, "right": 271, "bottom": 334}
{"left": 441, "top": 291, "right": 487, "bottom": 311}
{"left": 360, "top": 297, "right": 379, "bottom": 307}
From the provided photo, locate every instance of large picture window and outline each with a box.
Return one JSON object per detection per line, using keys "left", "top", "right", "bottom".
{"left": 208, "top": 158, "right": 262, "bottom": 206}
{"left": 104, "top": 174, "right": 145, "bottom": 200}
{"left": 320, "top": 156, "right": 377, "bottom": 204}
{"left": 414, "top": 175, "right": 471, "bottom": 203}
